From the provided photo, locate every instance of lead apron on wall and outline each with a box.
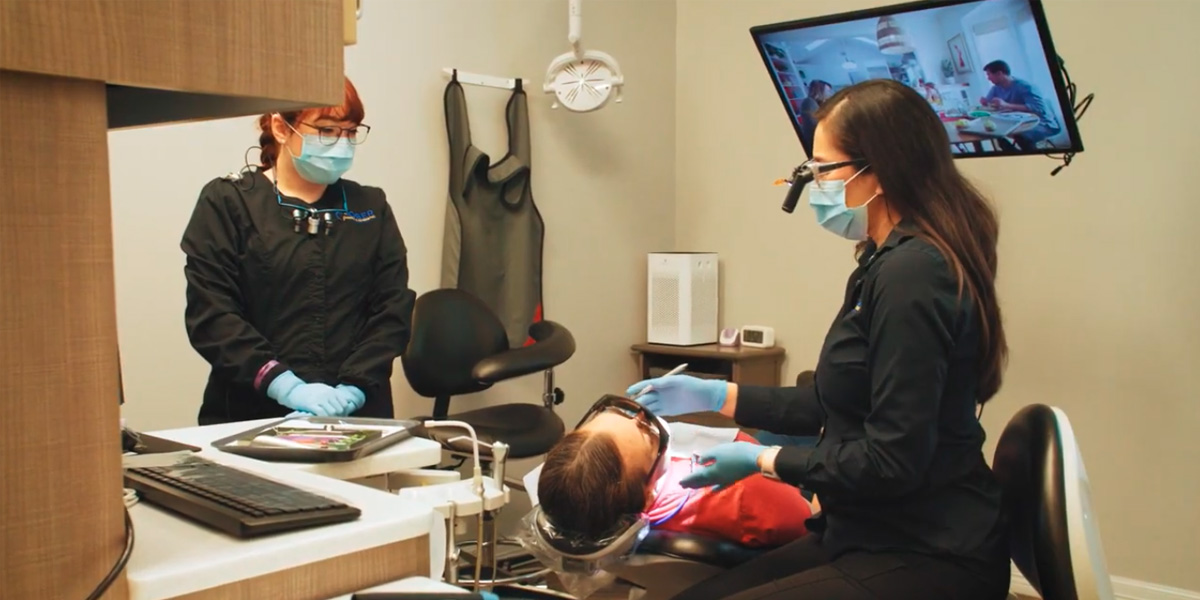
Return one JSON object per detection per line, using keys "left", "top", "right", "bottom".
{"left": 441, "top": 78, "right": 545, "bottom": 348}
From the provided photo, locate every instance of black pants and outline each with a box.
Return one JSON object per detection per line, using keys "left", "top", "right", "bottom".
{"left": 668, "top": 534, "right": 1011, "bottom": 600}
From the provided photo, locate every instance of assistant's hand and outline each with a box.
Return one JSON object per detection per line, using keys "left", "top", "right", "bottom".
{"left": 282, "top": 383, "right": 348, "bottom": 417}
{"left": 625, "top": 375, "right": 728, "bottom": 417}
{"left": 334, "top": 384, "right": 366, "bottom": 415}
{"left": 266, "top": 370, "right": 305, "bottom": 403}
{"left": 679, "top": 441, "right": 767, "bottom": 490}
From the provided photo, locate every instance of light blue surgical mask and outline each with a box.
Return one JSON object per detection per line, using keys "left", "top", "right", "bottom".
{"left": 808, "top": 165, "right": 877, "bottom": 241}
{"left": 284, "top": 124, "right": 355, "bottom": 185}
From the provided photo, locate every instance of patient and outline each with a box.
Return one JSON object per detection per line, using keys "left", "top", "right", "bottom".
{"left": 536, "top": 396, "right": 812, "bottom": 547}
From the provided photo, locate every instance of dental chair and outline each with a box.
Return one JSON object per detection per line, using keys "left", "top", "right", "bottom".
{"left": 609, "top": 403, "right": 1115, "bottom": 600}
{"left": 401, "top": 288, "right": 577, "bottom": 587}
{"left": 992, "top": 403, "right": 1115, "bottom": 600}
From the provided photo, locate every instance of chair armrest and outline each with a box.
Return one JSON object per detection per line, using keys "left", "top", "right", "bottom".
{"left": 796, "top": 369, "right": 815, "bottom": 387}
{"left": 472, "top": 320, "right": 576, "bottom": 383}
{"left": 635, "top": 530, "right": 771, "bottom": 569}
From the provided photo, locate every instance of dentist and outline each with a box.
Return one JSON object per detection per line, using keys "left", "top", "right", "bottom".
{"left": 628, "top": 79, "right": 1012, "bottom": 600}
{"left": 182, "top": 76, "right": 416, "bottom": 425}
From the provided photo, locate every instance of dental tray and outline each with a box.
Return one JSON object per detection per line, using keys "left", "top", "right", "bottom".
{"left": 210, "top": 416, "right": 419, "bottom": 463}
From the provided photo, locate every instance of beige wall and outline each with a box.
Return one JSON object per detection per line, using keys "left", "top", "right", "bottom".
{"left": 676, "top": 0, "right": 1200, "bottom": 591}
{"left": 109, "top": 0, "right": 1200, "bottom": 591}
{"left": 111, "top": 0, "right": 676, "bottom": 435}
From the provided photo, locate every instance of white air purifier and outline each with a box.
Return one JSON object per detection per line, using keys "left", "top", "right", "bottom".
{"left": 647, "top": 253, "right": 718, "bottom": 346}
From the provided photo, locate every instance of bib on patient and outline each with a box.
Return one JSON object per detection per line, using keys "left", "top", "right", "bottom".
{"left": 644, "top": 456, "right": 698, "bottom": 524}
{"left": 645, "top": 430, "right": 813, "bottom": 547}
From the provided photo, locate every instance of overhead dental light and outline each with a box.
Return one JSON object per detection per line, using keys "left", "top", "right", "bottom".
{"left": 543, "top": 0, "right": 625, "bottom": 112}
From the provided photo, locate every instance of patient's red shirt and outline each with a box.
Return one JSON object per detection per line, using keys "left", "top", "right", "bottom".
{"left": 643, "top": 432, "right": 811, "bottom": 547}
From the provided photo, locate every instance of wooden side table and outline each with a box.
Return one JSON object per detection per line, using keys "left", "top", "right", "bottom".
{"left": 630, "top": 343, "right": 786, "bottom": 430}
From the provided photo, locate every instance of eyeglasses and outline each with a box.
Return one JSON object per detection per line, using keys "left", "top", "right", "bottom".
{"left": 799, "top": 159, "right": 868, "bottom": 191}
{"left": 297, "top": 121, "right": 372, "bottom": 146}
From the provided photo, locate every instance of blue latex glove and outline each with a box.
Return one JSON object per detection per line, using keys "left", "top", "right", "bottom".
{"left": 266, "top": 372, "right": 347, "bottom": 416}
{"left": 266, "top": 370, "right": 305, "bottom": 402}
{"left": 679, "top": 441, "right": 767, "bottom": 490}
{"left": 625, "top": 374, "right": 728, "bottom": 417}
{"left": 335, "top": 384, "right": 366, "bottom": 415}
{"left": 480, "top": 593, "right": 499, "bottom": 600}
{"left": 284, "top": 388, "right": 359, "bottom": 419}
{"left": 283, "top": 383, "right": 349, "bottom": 416}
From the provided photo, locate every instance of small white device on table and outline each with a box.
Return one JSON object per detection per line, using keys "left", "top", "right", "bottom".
{"left": 718, "top": 327, "right": 740, "bottom": 347}
{"left": 739, "top": 325, "right": 775, "bottom": 349}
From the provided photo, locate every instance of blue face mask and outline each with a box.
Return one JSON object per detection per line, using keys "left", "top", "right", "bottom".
{"left": 284, "top": 125, "right": 355, "bottom": 185}
{"left": 808, "top": 166, "right": 876, "bottom": 241}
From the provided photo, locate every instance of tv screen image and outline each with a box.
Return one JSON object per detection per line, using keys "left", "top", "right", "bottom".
{"left": 751, "top": 0, "right": 1082, "bottom": 159}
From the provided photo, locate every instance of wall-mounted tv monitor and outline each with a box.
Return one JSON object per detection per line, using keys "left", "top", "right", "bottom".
{"left": 751, "top": 0, "right": 1082, "bottom": 159}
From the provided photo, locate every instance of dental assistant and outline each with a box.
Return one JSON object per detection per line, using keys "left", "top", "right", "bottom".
{"left": 182, "top": 76, "right": 417, "bottom": 425}
{"left": 628, "top": 79, "right": 1011, "bottom": 600}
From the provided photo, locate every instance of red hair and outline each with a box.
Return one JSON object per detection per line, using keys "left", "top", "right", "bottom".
{"left": 256, "top": 76, "right": 366, "bottom": 170}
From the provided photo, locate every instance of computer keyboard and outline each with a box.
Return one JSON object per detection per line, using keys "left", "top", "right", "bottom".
{"left": 124, "top": 455, "right": 361, "bottom": 538}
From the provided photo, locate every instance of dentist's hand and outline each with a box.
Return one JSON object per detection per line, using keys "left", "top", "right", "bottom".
{"left": 679, "top": 441, "right": 767, "bottom": 490}
{"left": 625, "top": 374, "right": 728, "bottom": 417}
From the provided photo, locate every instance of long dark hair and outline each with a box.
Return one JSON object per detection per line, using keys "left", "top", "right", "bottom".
{"left": 814, "top": 79, "right": 1008, "bottom": 403}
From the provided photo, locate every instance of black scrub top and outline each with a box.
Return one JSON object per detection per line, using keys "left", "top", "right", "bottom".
{"left": 182, "top": 172, "right": 417, "bottom": 425}
{"left": 735, "top": 227, "right": 1007, "bottom": 570}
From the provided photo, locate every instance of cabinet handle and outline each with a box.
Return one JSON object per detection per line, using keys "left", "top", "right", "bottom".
{"left": 356, "top": 0, "right": 363, "bottom": 20}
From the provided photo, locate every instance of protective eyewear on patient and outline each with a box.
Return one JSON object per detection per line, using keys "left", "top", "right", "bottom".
{"left": 577, "top": 396, "right": 668, "bottom": 447}
{"left": 577, "top": 395, "right": 671, "bottom": 481}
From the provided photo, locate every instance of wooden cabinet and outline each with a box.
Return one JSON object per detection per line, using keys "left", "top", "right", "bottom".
{"left": 0, "top": 2, "right": 414, "bottom": 598}
{"left": 631, "top": 343, "right": 785, "bottom": 430}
